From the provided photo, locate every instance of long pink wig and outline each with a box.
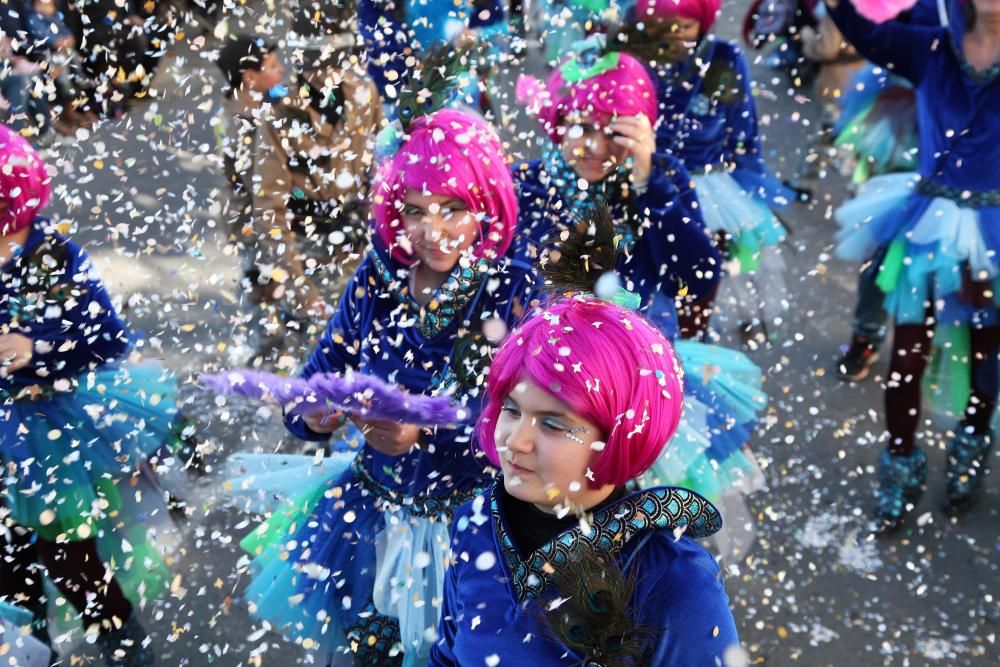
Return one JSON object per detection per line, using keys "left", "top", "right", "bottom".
{"left": 371, "top": 109, "right": 517, "bottom": 265}
{"left": 530, "top": 51, "right": 659, "bottom": 143}
{"left": 478, "top": 297, "right": 685, "bottom": 488}
{"left": 633, "top": 0, "right": 723, "bottom": 33}
{"left": 0, "top": 124, "right": 51, "bottom": 235}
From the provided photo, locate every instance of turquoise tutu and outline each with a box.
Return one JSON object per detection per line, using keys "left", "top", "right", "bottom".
{"left": 835, "top": 173, "right": 1000, "bottom": 326}
{"left": 643, "top": 340, "right": 767, "bottom": 507}
{"left": 692, "top": 171, "right": 788, "bottom": 268}
{"left": 834, "top": 67, "right": 918, "bottom": 183}
{"left": 1, "top": 361, "right": 180, "bottom": 607}
{"left": 2, "top": 362, "right": 178, "bottom": 539}
{"left": 234, "top": 436, "right": 473, "bottom": 665}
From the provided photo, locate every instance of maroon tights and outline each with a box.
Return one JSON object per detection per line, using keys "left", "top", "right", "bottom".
{"left": 886, "top": 320, "right": 1000, "bottom": 455}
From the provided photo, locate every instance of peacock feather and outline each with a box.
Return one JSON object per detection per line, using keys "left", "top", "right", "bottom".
{"left": 536, "top": 545, "right": 659, "bottom": 666}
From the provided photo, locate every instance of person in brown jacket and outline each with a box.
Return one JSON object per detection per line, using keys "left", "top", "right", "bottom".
{"left": 218, "top": 35, "right": 383, "bottom": 359}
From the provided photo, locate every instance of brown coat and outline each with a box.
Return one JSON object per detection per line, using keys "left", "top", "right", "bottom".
{"left": 223, "top": 67, "right": 383, "bottom": 312}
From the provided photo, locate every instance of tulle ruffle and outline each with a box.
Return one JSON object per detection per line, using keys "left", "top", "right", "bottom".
{"left": 834, "top": 67, "right": 917, "bottom": 182}
{"left": 234, "top": 446, "right": 470, "bottom": 665}
{"left": 0, "top": 362, "right": 180, "bottom": 608}
{"left": 835, "top": 173, "right": 1000, "bottom": 325}
{"left": 1, "top": 362, "right": 178, "bottom": 539}
{"left": 692, "top": 171, "right": 788, "bottom": 270}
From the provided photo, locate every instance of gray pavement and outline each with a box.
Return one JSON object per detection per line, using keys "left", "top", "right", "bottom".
{"left": 33, "top": 3, "right": 997, "bottom": 666}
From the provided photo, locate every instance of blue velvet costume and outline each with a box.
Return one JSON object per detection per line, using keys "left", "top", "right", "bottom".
{"left": 430, "top": 481, "right": 740, "bottom": 665}
{"left": 1, "top": 219, "right": 177, "bottom": 600}
{"left": 241, "top": 237, "right": 536, "bottom": 665}
{"left": 645, "top": 35, "right": 794, "bottom": 261}
{"left": 358, "top": 0, "right": 507, "bottom": 114}
{"left": 830, "top": 0, "right": 1000, "bottom": 328}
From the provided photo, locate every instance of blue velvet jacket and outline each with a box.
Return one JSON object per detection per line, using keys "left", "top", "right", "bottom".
{"left": 647, "top": 36, "right": 792, "bottom": 207}
{"left": 511, "top": 153, "right": 721, "bottom": 338}
{"left": 829, "top": 0, "right": 1000, "bottom": 196}
{"left": 430, "top": 482, "right": 740, "bottom": 665}
{"left": 1, "top": 219, "right": 128, "bottom": 396}
{"left": 284, "top": 238, "right": 536, "bottom": 499}
{"left": 358, "top": 0, "right": 506, "bottom": 100}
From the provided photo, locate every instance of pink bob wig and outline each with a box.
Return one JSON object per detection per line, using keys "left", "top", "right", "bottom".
{"left": 478, "top": 296, "right": 686, "bottom": 487}
{"left": 529, "top": 51, "right": 659, "bottom": 143}
{"left": 371, "top": 109, "right": 517, "bottom": 266}
{"left": 632, "top": 0, "right": 723, "bottom": 33}
{"left": 0, "top": 124, "right": 51, "bottom": 235}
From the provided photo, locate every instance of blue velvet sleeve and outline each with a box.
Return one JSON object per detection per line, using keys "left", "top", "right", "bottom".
{"left": 635, "top": 155, "right": 722, "bottom": 301}
{"left": 358, "top": 0, "right": 412, "bottom": 100}
{"left": 826, "top": 0, "right": 941, "bottom": 84}
{"left": 283, "top": 256, "right": 369, "bottom": 440}
{"left": 637, "top": 535, "right": 741, "bottom": 666}
{"left": 17, "top": 243, "right": 128, "bottom": 382}
{"left": 724, "top": 48, "right": 795, "bottom": 208}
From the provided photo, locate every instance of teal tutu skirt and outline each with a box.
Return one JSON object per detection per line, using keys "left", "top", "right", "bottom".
{"left": 835, "top": 173, "right": 1000, "bottom": 326}
{"left": 641, "top": 340, "right": 767, "bottom": 559}
{"left": 692, "top": 171, "right": 789, "bottom": 272}
{"left": 1, "top": 362, "right": 180, "bottom": 604}
{"left": 833, "top": 69, "right": 918, "bottom": 184}
{"left": 643, "top": 339, "right": 767, "bottom": 504}
{"left": 229, "top": 431, "right": 464, "bottom": 665}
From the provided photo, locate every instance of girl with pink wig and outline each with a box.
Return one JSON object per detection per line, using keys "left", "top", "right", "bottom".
{"left": 237, "top": 108, "right": 537, "bottom": 665}
{"left": 1, "top": 124, "right": 181, "bottom": 666}
{"left": 624, "top": 0, "right": 796, "bottom": 338}
{"left": 430, "top": 296, "right": 740, "bottom": 665}
{"left": 516, "top": 47, "right": 768, "bottom": 560}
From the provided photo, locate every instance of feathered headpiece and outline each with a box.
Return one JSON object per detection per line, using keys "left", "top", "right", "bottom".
{"left": 539, "top": 202, "right": 641, "bottom": 311}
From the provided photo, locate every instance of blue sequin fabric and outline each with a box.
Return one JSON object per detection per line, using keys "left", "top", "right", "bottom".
{"left": 492, "top": 484, "right": 723, "bottom": 601}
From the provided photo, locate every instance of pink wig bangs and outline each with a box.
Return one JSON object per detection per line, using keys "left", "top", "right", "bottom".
{"left": 478, "top": 297, "right": 686, "bottom": 487}
{"left": 537, "top": 52, "right": 658, "bottom": 143}
{"left": 0, "top": 124, "right": 51, "bottom": 235}
{"left": 633, "top": 0, "right": 723, "bottom": 33}
{"left": 371, "top": 109, "right": 517, "bottom": 265}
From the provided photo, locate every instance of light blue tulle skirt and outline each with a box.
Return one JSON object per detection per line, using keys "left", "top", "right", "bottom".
{"left": 692, "top": 170, "right": 790, "bottom": 279}
{"left": 835, "top": 173, "right": 1000, "bottom": 326}
{"left": 228, "top": 429, "right": 471, "bottom": 665}
{"left": 641, "top": 339, "right": 768, "bottom": 560}
{"left": 645, "top": 339, "right": 767, "bottom": 504}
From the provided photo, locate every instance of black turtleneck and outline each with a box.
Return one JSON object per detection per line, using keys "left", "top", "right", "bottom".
{"left": 501, "top": 485, "right": 629, "bottom": 557}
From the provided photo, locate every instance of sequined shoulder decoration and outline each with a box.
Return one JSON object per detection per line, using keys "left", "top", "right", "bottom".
{"left": 492, "top": 485, "right": 722, "bottom": 601}
{"left": 369, "top": 250, "right": 490, "bottom": 339}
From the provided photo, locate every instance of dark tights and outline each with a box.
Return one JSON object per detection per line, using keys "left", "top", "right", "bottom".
{"left": 886, "top": 319, "right": 1000, "bottom": 455}
{"left": 0, "top": 514, "right": 132, "bottom": 629}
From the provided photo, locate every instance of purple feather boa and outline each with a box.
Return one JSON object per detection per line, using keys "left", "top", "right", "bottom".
{"left": 200, "top": 369, "right": 467, "bottom": 426}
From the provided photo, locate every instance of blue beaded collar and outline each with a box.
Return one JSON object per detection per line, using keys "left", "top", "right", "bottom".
{"left": 491, "top": 481, "right": 722, "bottom": 601}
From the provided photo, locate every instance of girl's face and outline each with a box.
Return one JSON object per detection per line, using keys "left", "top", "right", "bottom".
{"left": 496, "top": 378, "right": 613, "bottom": 512}
{"left": 656, "top": 14, "right": 702, "bottom": 42}
{"left": 559, "top": 113, "right": 628, "bottom": 184}
{"left": 401, "top": 189, "right": 480, "bottom": 273}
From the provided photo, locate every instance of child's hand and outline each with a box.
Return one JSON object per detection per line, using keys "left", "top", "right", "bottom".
{"left": 303, "top": 409, "right": 345, "bottom": 434}
{"left": 610, "top": 115, "right": 656, "bottom": 191}
{"left": 351, "top": 418, "right": 422, "bottom": 456}
{"left": 0, "top": 333, "right": 33, "bottom": 377}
